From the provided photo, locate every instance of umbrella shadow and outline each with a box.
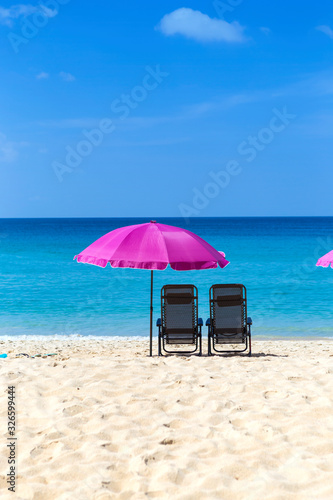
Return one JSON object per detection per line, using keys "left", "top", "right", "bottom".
{"left": 203, "top": 353, "right": 289, "bottom": 358}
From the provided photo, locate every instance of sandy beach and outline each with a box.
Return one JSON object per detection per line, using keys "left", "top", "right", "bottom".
{"left": 1, "top": 338, "right": 333, "bottom": 500}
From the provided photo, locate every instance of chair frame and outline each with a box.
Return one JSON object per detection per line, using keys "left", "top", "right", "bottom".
{"left": 157, "top": 284, "right": 202, "bottom": 356}
{"left": 207, "top": 284, "right": 252, "bottom": 356}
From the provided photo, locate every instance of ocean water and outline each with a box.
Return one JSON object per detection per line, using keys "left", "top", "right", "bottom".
{"left": 0, "top": 217, "right": 333, "bottom": 339}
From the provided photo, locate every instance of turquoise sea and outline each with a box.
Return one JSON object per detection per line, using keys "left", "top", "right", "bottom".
{"left": 0, "top": 217, "right": 333, "bottom": 339}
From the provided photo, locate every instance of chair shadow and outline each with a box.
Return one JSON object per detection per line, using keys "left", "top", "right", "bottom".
{"left": 203, "top": 353, "right": 288, "bottom": 358}
{"left": 247, "top": 353, "right": 288, "bottom": 358}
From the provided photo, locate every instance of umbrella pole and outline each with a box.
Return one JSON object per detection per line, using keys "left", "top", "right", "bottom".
{"left": 150, "top": 270, "right": 153, "bottom": 356}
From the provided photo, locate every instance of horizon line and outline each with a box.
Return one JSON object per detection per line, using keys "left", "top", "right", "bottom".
{"left": 1, "top": 215, "right": 333, "bottom": 220}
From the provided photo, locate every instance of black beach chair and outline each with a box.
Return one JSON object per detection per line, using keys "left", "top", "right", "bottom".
{"left": 157, "top": 285, "right": 203, "bottom": 356}
{"left": 206, "top": 284, "right": 252, "bottom": 356}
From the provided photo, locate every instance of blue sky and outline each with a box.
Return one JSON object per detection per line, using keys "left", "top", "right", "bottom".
{"left": 0, "top": 0, "right": 332, "bottom": 218}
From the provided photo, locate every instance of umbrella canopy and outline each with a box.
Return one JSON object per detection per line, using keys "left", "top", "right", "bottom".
{"left": 74, "top": 221, "right": 229, "bottom": 270}
{"left": 74, "top": 221, "right": 229, "bottom": 354}
{"left": 316, "top": 250, "right": 333, "bottom": 269}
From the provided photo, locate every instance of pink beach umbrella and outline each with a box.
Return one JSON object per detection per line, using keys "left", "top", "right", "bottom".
{"left": 74, "top": 221, "right": 229, "bottom": 355}
{"left": 316, "top": 250, "right": 333, "bottom": 269}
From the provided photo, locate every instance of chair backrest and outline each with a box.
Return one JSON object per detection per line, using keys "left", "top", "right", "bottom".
{"left": 210, "top": 284, "right": 246, "bottom": 335}
{"left": 161, "top": 285, "right": 198, "bottom": 333}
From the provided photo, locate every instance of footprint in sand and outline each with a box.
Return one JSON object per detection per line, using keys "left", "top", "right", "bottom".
{"left": 45, "top": 431, "right": 64, "bottom": 440}
{"left": 164, "top": 419, "right": 185, "bottom": 429}
{"left": 101, "top": 442, "right": 119, "bottom": 453}
{"left": 264, "top": 390, "right": 287, "bottom": 400}
{"left": 30, "top": 441, "right": 62, "bottom": 458}
{"left": 63, "top": 405, "right": 85, "bottom": 416}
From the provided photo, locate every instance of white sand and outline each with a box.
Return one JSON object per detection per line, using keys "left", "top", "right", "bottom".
{"left": 1, "top": 337, "right": 333, "bottom": 500}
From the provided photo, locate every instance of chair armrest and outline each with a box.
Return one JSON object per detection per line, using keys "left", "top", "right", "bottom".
{"left": 198, "top": 318, "right": 203, "bottom": 326}
{"left": 206, "top": 318, "right": 211, "bottom": 326}
{"left": 156, "top": 318, "right": 162, "bottom": 327}
{"left": 247, "top": 317, "right": 252, "bottom": 326}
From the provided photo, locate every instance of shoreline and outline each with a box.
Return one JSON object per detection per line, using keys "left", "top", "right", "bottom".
{"left": 1, "top": 337, "right": 333, "bottom": 360}
{"left": 1, "top": 334, "right": 333, "bottom": 342}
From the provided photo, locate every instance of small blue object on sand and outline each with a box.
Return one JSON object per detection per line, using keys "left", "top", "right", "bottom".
{"left": 0, "top": 354, "right": 7, "bottom": 358}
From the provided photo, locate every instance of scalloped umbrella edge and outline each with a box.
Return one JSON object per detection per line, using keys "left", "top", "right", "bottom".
{"left": 316, "top": 250, "right": 333, "bottom": 269}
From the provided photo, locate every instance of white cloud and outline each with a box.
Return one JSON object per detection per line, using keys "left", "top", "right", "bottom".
{"left": 260, "top": 27, "right": 271, "bottom": 35}
{"left": 109, "top": 137, "right": 192, "bottom": 147}
{"left": 59, "top": 71, "right": 76, "bottom": 82}
{"left": 272, "top": 71, "right": 333, "bottom": 98}
{"left": 36, "top": 71, "right": 49, "bottom": 79}
{"left": 34, "top": 118, "right": 100, "bottom": 128}
{"left": 316, "top": 25, "right": 333, "bottom": 39}
{"left": 34, "top": 116, "right": 167, "bottom": 130}
{"left": 0, "top": 4, "right": 57, "bottom": 26}
{"left": 157, "top": 8, "right": 246, "bottom": 43}
{"left": 32, "top": 94, "right": 256, "bottom": 133}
